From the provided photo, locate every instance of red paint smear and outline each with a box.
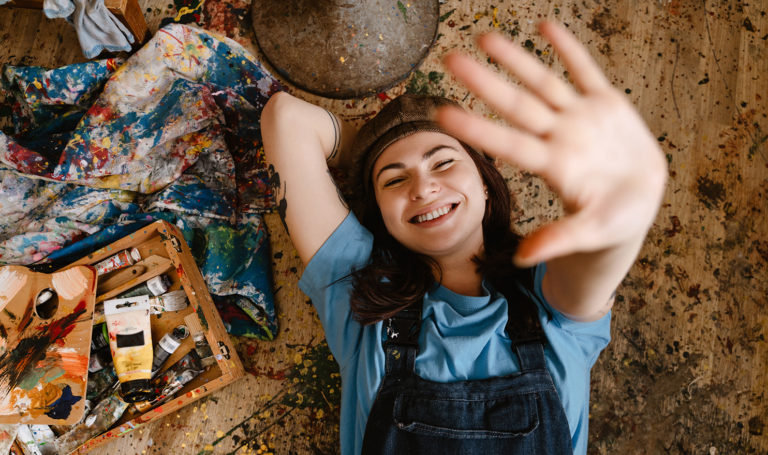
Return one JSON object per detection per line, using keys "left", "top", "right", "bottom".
{"left": 18, "top": 297, "right": 36, "bottom": 331}
{"left": 377, "top": 92, "right": 390, "bottom": 102}
{"left": 159, "top": 28, "right": 185, "bottom": 46}
{"left": 47, "top": 300, "right": 87, "bottom": 340}
{"left": 88, "top": 103, "right": 118, "bottom": 122}
{"left": 89, "top": 144, "right": 110, "bottom": 169}
{"left": 246, "top": 366, "right": 287, "bottom": 380}
{"left": 176, "top": 264, "right": 184, "bottom": 277}
{"left": 89, "top": 266, "right": 98, "bottom": 291}
{"left": 106, "top": 58, "right": 120, "bottom": 72}
{"left": 6, "top": 142, "right": 50, "bottom": 175}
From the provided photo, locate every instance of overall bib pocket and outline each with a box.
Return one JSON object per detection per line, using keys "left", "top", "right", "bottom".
{"left": 392, "top": 391, "right": 541, "bottom": 439}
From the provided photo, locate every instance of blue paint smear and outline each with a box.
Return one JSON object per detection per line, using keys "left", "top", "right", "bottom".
{"left": 45, "top": 384, "right": 82, "bottom": 420}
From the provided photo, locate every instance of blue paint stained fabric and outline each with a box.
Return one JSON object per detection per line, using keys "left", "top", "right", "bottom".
{"left": 0, "top": 24, "right": 282, "bottom": 340}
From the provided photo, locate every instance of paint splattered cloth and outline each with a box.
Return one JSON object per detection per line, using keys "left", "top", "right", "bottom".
{"left": 0, "top": 24, "right": 283, "bottom": 340}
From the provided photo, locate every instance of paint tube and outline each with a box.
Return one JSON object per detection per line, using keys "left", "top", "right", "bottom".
{"left": 150, "top": 325, "right": 189, "bottom": 378}
{"left": 115, "top": 274, "right": 172, "bottom": 299}
{"left": 185, "top": 314, "right": 216, "bottom": 368}
{"left": 54, "top": 392, "right": 129, "bottom": 455}
{"left": 17, "top": 425, "right": 57, "bottom": 455}
{"left": 103, "top": 296, "right": 154, "bottom": 403}
{"left": 88, "top": 323, "right": 112, "bottom": 373}
{"left": 94, "top": 248, "right": 141, "bottom": 276}
{"left": 134, "top": 350, "right": 203, "bottom": 413}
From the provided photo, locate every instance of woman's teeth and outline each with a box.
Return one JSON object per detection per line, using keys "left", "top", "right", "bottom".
{"left": 414, "top": 205, "right": 452, "bottom": 223}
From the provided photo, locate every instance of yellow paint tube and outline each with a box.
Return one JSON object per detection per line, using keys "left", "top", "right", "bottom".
{"left": 103, "top": 296, "right": 154, "bottom": 403}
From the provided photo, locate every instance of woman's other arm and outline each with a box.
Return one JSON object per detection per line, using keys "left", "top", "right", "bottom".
{"left": 261, "top": 92, "right": 356, "bottom": 265}
{"left": 437, "top": 22, "right": 667, "bottom": 321}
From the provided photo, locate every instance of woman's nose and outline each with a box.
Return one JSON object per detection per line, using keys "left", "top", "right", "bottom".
{"left": 409, "top": 174, "right": 439, "bottom": 201}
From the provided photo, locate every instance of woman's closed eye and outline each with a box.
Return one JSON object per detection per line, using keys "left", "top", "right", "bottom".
{"left": 383, "top": 176, "right": 406, "bottom": 187}
{"left": 434, "top": 159, "right": 454, "bottom": 170}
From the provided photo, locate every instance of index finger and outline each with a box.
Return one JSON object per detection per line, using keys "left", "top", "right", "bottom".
{"left": 539, "top": 21, "right": 611, "bottom": 94}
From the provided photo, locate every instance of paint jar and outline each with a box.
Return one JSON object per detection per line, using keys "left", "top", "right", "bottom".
{"left": 94, "top": 248, "right": 141, "bottom": 276}
{"left": 115, "top": 274, "right": 172, "bottom": 299}
{"left": 134, "top": 350, "right": 204, "bottom": 413}
{"left": 103, "top": 296, "right": 154, "bottom": 403}
{"left": 54, "top": 393, "right": 129, "bottom": 454}
{"left": 150, "top": 325, "right": 189, "bottom": 377}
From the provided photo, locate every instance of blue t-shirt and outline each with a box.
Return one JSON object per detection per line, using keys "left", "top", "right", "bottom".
{"left": 298, "top": 213, "right": 611, "bottom": 455}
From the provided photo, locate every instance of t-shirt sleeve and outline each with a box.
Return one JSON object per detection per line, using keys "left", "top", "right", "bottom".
{"left": 529, "top": 263, "right": 612, "bottom": 367}
{"left": 298, "top": 212, "right": 374, "bottom": 368}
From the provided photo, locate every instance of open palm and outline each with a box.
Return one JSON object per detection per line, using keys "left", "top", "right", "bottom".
{"left": 437, "top": 22, "right": 667, "bottom": 267}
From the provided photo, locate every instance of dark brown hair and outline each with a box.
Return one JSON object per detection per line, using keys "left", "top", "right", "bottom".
{"left": 348, "top": 143, "right": 524, "bottom": 325}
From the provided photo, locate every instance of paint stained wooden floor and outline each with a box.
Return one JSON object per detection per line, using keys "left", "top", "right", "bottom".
{"left": 1, "top": 0, "right": 766, "bottom": 454}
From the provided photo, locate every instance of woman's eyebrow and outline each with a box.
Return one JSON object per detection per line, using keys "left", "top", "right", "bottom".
{"left": 375, "top": 145, "right": 459, "bottom": 181}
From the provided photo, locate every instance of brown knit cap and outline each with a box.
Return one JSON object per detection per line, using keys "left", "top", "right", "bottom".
{"left": 349, "top": 94, "right": 461, "bottom": 198}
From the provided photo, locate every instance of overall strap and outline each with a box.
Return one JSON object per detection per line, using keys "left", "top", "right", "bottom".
{"left": 382, "top": 304, "right": 422, "bottom": 374}
{"left": 498, "top": 270, "right": 548, "bottom": 372}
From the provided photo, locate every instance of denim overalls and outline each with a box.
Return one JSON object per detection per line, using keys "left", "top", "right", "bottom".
{"left": 360, "top": 282, "right": 574, "bottom": 454}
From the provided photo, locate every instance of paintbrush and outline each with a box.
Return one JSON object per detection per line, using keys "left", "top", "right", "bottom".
{"left": 148, "top": 290, "right": 188, "bottom": 314}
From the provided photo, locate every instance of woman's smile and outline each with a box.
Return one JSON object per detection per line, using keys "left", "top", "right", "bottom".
{"left": 409, "top": 202, "right": 459, "bottom": 225}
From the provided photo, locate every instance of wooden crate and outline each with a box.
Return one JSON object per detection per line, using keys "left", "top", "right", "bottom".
{"left": 64, "top": 220, "right": 245, "bottom": 453}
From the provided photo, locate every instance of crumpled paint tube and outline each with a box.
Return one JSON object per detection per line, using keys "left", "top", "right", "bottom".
{"left": 54, "top": 393, "right": 129, "bottom": 455}
{"left": 17, "top": 424, "right": 57, "bottom": 455}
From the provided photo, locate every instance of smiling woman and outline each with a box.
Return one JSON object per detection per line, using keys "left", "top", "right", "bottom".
{"left": 260, "top": 21, "right": 666, "bottom": 455}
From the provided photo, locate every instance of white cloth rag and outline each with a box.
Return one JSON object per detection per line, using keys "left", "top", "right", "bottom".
{"left": 43, "top": 0, "right": 135, "bottom": 59}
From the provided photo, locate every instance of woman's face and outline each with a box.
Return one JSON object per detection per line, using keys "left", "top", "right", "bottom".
{"left": 372, "top": 131, "right": 488, "bottom": 261}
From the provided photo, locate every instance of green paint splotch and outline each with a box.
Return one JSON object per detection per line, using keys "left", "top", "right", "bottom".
{"left": 406, "top": 70, "right": 445, "bottom": 97}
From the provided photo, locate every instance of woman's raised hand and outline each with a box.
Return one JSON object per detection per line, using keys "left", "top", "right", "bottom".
{"left": 437, "top": 22, "right": 667, "bottom": 267}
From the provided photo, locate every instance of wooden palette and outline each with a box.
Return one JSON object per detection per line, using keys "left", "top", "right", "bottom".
{"left": 0, "top": 265, "right": 97, "bottom": 425}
